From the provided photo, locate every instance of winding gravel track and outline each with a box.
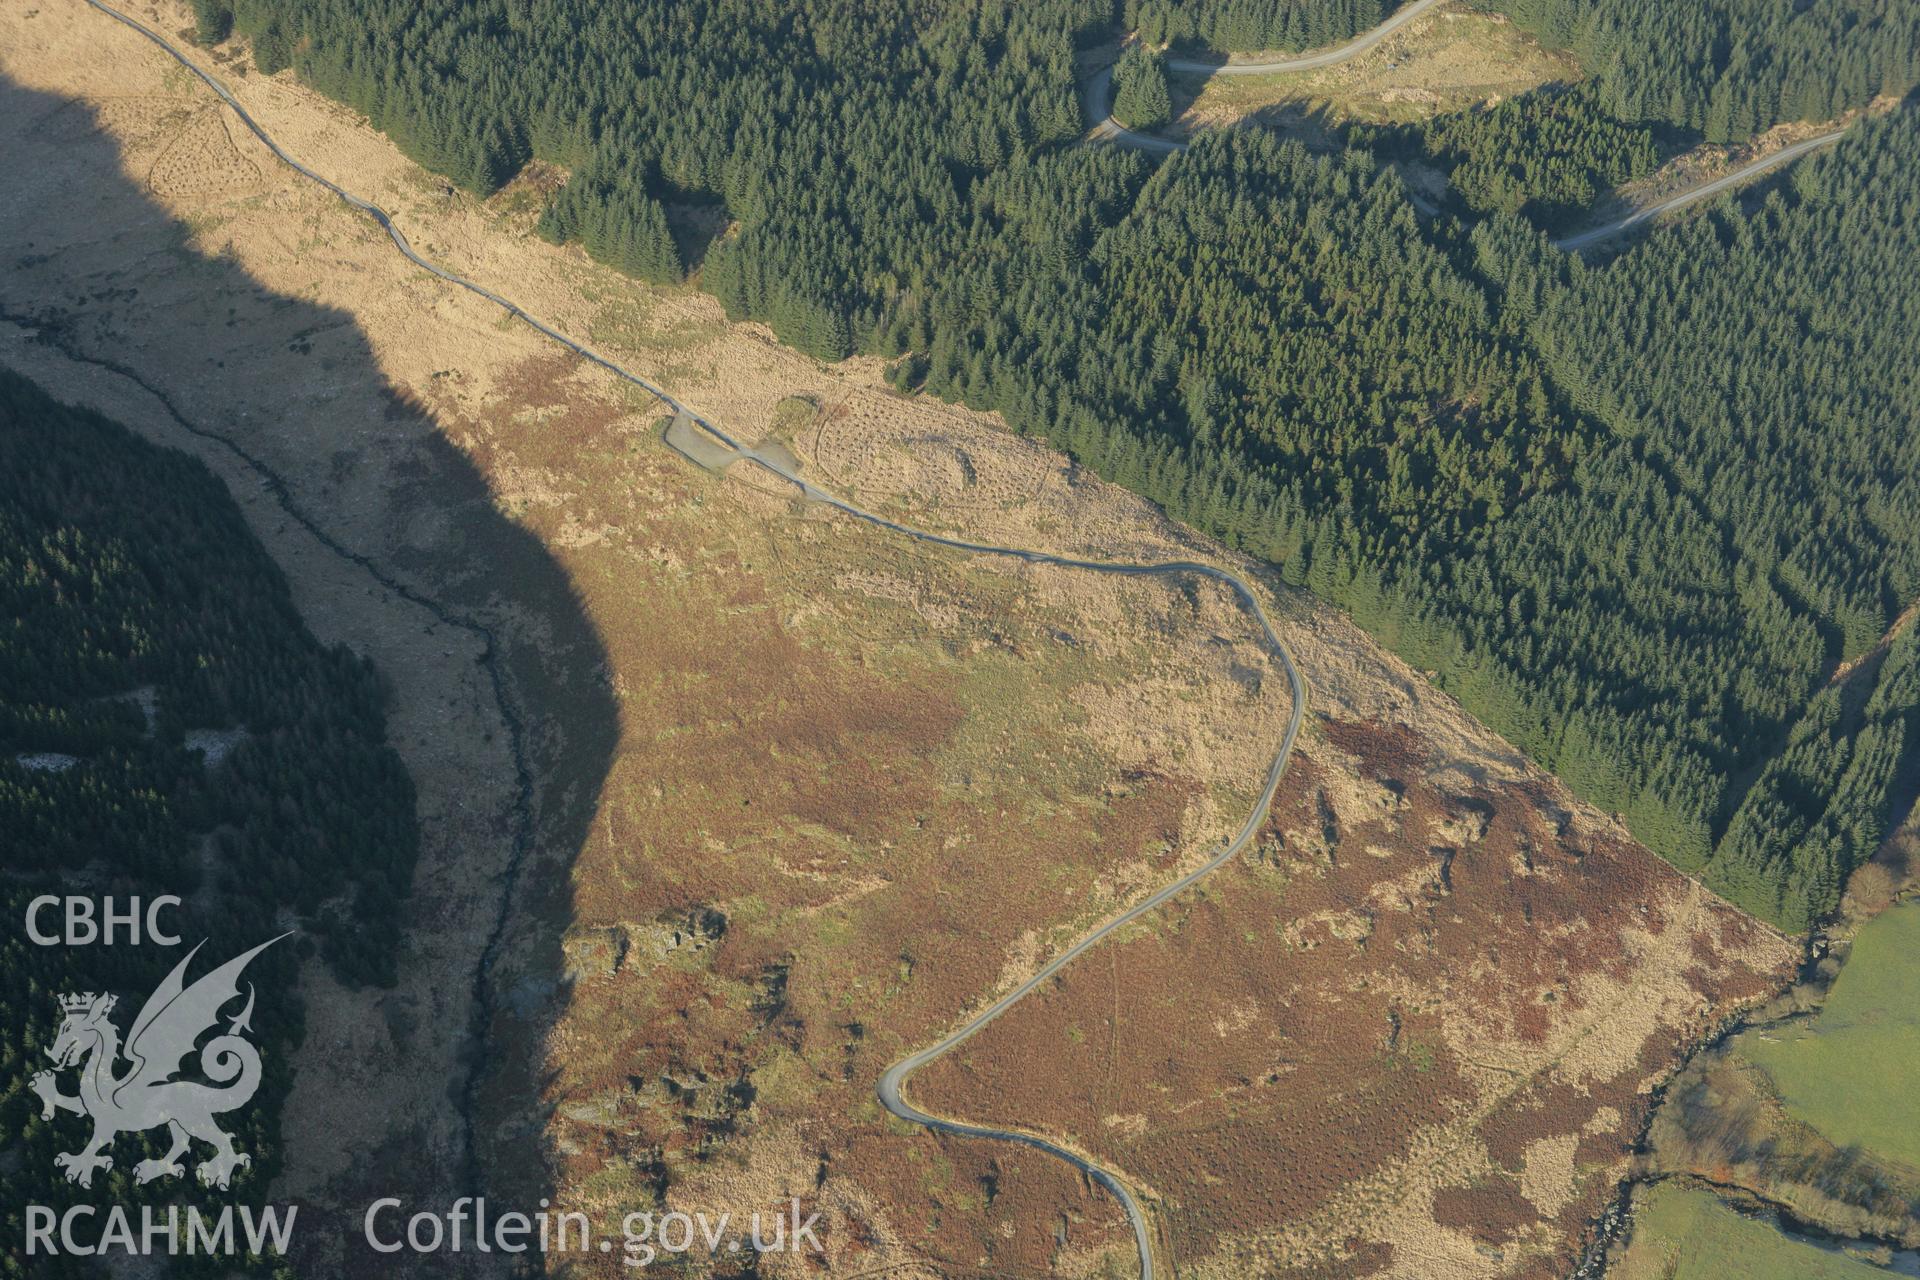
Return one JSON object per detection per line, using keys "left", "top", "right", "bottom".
{"left": 876, "top": 597, "right": 1302, "bottom": 1279}
{"left": 76, "top": 2, "right": 1308, "bottom": 1275}
{"left": 1551, "top": 127, "right": 1849, "bottom": 249}
{"left": 1087, "top": 0, "right": 1850, "bottom": 246}
{"left": 1086, "top": 0, "right": 1447, "bottom": 153}
{"left": 1166, "top": 0, "right": 1449, "bottom": 75}
{"left": 1083, "top": 61, "right": 1191, "bottom": 154}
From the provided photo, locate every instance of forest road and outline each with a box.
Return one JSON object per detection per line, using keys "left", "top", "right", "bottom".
{"left": 1084, "top": 0, "right": 1449, "bottom": 152}
{"left": 1552, "top": 127, "right": 1850, "bottom": 249}
{"left": 1086, "top": 0, "right": 1850, "bottom": 250}
{"left": 870, "top": 541, "right": 1307, "bottom": 1280}
{"left": 677, "top": 411, "right": 1312, "bottom": 1280}
{"left": 1165, "top": 0, "right": 1449, "bottom": 75}
{"left": 76, "top": 3, "right": 1309, "bottom": 1278}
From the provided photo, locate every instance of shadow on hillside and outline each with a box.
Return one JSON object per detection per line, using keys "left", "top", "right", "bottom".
{"left": 0, "top": 72, "right": 613, "bottom": 1273}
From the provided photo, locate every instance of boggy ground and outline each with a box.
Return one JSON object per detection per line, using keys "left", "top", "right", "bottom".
{"left": 2, "top": 1, "right": 1795, "bottom": 1275}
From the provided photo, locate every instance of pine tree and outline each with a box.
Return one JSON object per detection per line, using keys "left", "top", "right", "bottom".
{"left": 191, "top": 0, "right": 234, "bottom": 43}
{"left": 1111, "top": 46, "right": 1172, "bottom": 130}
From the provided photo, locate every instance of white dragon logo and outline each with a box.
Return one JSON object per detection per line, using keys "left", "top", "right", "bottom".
{"left": 29, "top": 935, "right": 286, "bottom": 1190}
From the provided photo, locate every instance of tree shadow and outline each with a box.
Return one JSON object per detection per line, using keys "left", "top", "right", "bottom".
{"left": 1164, "top": 64, "right": 1215, "bottom": 122}
{"left": 1238, "top": 97, "right": 1346, "bottom": 150}
{"left": 0, "top": 70, "right": 614, "bottom": 1272}
{"left": 1162, "top": 69, "right": 1350, "bottom": 154}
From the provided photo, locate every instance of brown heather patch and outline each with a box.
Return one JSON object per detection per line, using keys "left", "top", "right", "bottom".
{"left": 1432, "top": 1175, "right": 1539, "bottom": 1245}
{"left": 827, "top": 1133, "right": 1130, "bottom": 1276}
{"left": 1318, "top": 716, "right": 1427, "bottom": 774}
{"left": 1333, "top": 1239, "right": 1398, "bottom": 1277}
{"left": 1480, "top": 1076, "right": 1638, "bottom": 1176}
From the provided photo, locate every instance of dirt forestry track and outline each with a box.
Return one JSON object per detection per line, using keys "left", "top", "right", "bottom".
{"left": 1164, "top": 0, "right": 1449, "bottom": 75}
{"left": 1550, "top": 128, "right": 1849, "bottom": 249}
{"left": 1084, "top": 0, "right": 1449, "bottom": 152}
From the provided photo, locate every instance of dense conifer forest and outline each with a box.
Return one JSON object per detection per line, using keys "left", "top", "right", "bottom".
{"left": 1356, "top": 85, "right": 1662, "bottom": 229}
{"left": 180, "top": 0, "right": 1920, "bottom": 929}
{"left": 1480, "top": 0, "right": 1920, "bottom": 141}
{"left": 1111, "top": 45, "right": 1174, "bottom": 127}
{"left": 1464, "top": 120, "right": 1920, "bottom": 923}
{"left": 0, "top": 370, "right": 417, "bottom": 1273}
{"left": 1125, "top": 0, "right": 1393, "bottom": 52}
